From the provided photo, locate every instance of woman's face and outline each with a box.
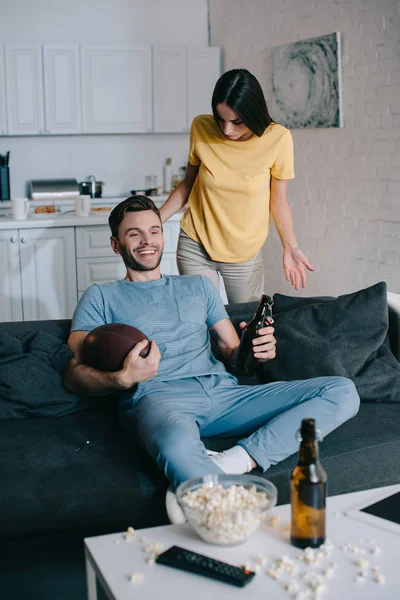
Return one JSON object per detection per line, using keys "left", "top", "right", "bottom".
{"left": 215, "top": 103, "right": 254, "bottom": 141}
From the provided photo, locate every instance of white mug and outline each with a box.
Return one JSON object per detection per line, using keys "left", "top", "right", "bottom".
{"left": 75, "top": 195, "right": 91, "bottom": 217}
{"left": 11, "top": 197, "right": 29, "bottom": 221}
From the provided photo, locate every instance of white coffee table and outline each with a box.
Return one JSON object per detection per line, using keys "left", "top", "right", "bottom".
{"left": 85, "top": 485, "right": 400, "bottom": 600}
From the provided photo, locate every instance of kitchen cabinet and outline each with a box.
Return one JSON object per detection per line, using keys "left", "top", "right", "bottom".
{"left": 152, "top": 47, "right": 187, "bottom": 133}
{"left": 0, "top": 46, "right": 7, "bottom": 136}
{"left": 153, "top": 46, "right": 221, "bottom": 133}
{"left": 5, "top": 45, "right": 45, "bottom": 135}
{"left": 80, "top": 46, "right": 152, "bottom": 134}
{"left": 187, "top": 47, "right": 221, "bottom": 126}
{"left": 0, "top": 214, "right": 228, "bottom": 323}
{"left": 0, "top": 230, "right": 23, "bottom": 322}
{"left": 2, "top": 43, "right": 220, "bottom": 137}
{"left": 19, "top": 227, "right": 77, "bottom": 321}
{"left": 43, "top": 45, "right": 81, "bottom": 134}
{"left": 0, "top": 227, "right": 77, "bottom": 322}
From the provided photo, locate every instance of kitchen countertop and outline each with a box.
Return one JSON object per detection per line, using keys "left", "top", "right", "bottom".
{"left": 0, "top": 194, "right": 170, "bottom": 210}
{"left": 0, "top": 195, "right": 184, "bottom": 230}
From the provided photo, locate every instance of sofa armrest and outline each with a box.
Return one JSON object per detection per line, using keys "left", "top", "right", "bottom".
{"left": 388, "top": 291, "right": 400, "bottom": 361}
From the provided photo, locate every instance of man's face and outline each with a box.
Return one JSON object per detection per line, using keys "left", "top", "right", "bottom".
{"left": 112, "top": 210, "right": 164, "bottom": 272}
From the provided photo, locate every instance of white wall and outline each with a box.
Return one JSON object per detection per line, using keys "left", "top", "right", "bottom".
{"left": 210, "top": 0, "right": 400, "bottom": 296}
{"left": 0, "top": 0, "right": 209, "bottom": 197}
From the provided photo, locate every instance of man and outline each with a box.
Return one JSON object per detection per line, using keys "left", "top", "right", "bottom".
{"left": 64, "top": 196, "right": 360, "bottom": 523}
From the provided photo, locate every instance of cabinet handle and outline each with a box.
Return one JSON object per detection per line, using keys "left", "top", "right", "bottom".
{"left": 20, "top": 236, "right": 28, "bottom": 244}
{"left": 10, "top": 235, "right": 17, "bottom": 243}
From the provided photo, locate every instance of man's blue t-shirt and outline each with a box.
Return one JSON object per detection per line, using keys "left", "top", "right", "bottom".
{"left": 71, "top": 274, "right": 230, "bottom": 383}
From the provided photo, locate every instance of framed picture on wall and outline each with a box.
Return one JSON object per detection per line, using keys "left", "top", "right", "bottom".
{"left": 271, "top": 32, "right": 343, "bottom": 129}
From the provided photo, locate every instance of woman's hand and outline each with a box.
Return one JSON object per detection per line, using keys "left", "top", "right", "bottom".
{"left": 283, "top": 247, "right": 315, "bottom": 290}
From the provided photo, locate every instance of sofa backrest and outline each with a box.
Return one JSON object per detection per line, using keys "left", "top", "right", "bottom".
{"left": 1, "top": 294, "right": 399, "bottom": 361}
{"left": 0, "top": 319, "right": 71, "bottom": 342}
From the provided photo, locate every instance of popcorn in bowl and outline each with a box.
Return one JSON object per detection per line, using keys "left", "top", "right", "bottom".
{"left": 176, "top": 474, "right": 278, "bottom": 546}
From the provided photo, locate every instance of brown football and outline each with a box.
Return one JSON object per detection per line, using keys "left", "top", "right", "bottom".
{"left": 82, "top": 323, "right": 150, "bottom": 372}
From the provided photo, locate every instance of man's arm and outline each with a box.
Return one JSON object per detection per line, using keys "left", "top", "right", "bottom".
{"left": 210, "top": 318, "right": 240, "bottom": 365}
{"left": 210, "top": 319, "right": 276, "bottom": 369}
{"left": 64, "top": 330, "right": 160, "bottom": 396}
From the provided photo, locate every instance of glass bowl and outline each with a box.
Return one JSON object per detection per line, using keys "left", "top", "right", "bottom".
{"left": 176, "top": 473, "right": 278, "bottom": 546}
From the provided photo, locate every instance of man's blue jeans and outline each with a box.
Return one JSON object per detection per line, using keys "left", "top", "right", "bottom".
{"left": 119, "top": 374, "right": 360, "bottom": 489}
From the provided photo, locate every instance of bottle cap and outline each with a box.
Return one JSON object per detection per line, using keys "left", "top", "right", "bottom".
{"left": 296, "top": 418, "right": 323, "bottom": 442}
{"left": 301, "top": 418, "right": 316, "bottom": 438}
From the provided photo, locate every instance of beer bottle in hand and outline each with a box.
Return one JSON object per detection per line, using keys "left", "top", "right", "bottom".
{"left": 232, "top": 294, "right": 274, "bottom": 377}
{"left": 290, "top": 418, "right": 327, "bottom": 549}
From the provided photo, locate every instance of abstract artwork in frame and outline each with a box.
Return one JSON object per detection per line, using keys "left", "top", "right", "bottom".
{"left": 271, "top": 32, "right": 343, "bottom": 128}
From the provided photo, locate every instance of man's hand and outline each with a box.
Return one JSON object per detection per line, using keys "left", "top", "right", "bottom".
{"left": 239, "top": 322, "right": 276, "bottom": 362}
{"left": 114, "top": 339, "right": 161, "bottom": 389}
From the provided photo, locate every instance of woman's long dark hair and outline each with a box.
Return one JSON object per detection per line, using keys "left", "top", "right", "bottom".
{"left": 211, "top": 69, "right": 274, "bottom": 137}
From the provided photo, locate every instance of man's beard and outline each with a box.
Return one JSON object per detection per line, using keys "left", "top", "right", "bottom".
{"left": 119, "top": 244, "right": 163, "bottom": 272}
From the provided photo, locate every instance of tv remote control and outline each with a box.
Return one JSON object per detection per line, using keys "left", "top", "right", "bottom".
{"left": 156, "top": 545, "right": 255, "bottom": 587}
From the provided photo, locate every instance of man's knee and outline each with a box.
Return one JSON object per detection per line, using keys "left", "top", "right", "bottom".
{"left": 152, "top": 421, "right": 198, "bottom": 464}
{"left": 329, "top": 377, "right": 360, "bottom": 422}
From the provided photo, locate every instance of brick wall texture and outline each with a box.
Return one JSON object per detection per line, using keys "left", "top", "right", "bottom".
{"left": 209, "top": 0, "right": 400, "bottom": 296}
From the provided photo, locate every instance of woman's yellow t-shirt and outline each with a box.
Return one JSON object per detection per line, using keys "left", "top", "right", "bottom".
{"left": 180, "top": 114, "right": 294, "bottom": 263}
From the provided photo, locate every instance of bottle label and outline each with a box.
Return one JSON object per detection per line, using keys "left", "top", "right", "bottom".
{"left": 291, "top": 481, "right": 326, "bottom": 543}
{"left": 298, "top": 481, "right": 326, "bottom": 509}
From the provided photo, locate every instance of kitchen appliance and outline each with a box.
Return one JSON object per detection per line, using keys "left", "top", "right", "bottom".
{"left": 28, "top": 178, "right": 79, "bottom": 201}
{"left": 130, "top": 188, "right": 160, "bottom": 196}
{"left": 0, "top": 151, "right": 11, "bottom": 200}
{"left": 78, "top": 175, "right": 104, "bottom": 198}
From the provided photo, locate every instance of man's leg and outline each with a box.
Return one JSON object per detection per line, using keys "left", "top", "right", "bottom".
{"left": 200, "top": 375, "right": 360, "bottom": 473}
{"left": 119, "top": 378, "right": 223, "bottom": 489}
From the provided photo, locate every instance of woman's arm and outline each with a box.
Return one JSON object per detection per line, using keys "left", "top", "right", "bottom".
{"left": 270, "top": 177, "right": 298, "bottom": 249}
{"left": 159, "top": 162, "right": 199, "bottom": 223}
{"left": 270, "top": 176, "right": 314, "bottom": 289}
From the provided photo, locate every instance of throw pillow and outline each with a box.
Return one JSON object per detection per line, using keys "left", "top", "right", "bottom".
{"left": 257, "top": 281, "right": 400, "bottom": 403}
{"left": 0, "top": 329, "right": 86, "bottom": 421}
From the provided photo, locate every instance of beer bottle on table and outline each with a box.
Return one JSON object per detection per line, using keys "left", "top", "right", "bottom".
{"left": 232, "top": 294, "right": 274, "bottom": 377}
{"left": 290, "top": 418, "right": 327, "bottom": 549}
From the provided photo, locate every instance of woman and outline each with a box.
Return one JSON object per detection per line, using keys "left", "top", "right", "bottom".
{"left": 159, "top": 68, "right": 314, "bottom": 303}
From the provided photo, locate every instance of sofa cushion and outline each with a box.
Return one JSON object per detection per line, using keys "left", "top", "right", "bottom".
{"left": 0, "top": 409, "right": 168, "bottom": 536}
{"left": 0, "top": 329, "right": 86, "bottom": 421}
{"left": 204, "top": 402, "right": 400, "bottom": 505}
{"left": 255, "top": 282, "right": 400, "bottom": 402}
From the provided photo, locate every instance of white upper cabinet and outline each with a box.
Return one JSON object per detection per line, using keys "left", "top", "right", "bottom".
{"left": 152, "top": 47, "right": 187, "bottom": 133}
{"left": 2, "top": 44, "right": 220, "bottom": 136}
{"left": 81, "top": 46, "right": 152, "bottom": 134}
{"left": 0, "top": 47, "right": 7, "bottom": 136}
{"left": 153, "top": 46, "right": 221, "bottom": 133}
{"left": 187, "top": 47, "right": 221, "bottom": 125}
{"left": 5, "top": 45, "right": 45, "bottom": 135}
{"left": 43, "top": 45, "right": 81, "bottom": 134}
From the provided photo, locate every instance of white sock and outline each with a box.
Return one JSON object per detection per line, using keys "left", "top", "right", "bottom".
{"left": 210, "top": 445, "right": 254, "bottom": 475}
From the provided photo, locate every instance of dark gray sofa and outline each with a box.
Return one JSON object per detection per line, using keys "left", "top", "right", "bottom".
{"left": 1, "top": 289, "right": 400, "bottom": 540}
